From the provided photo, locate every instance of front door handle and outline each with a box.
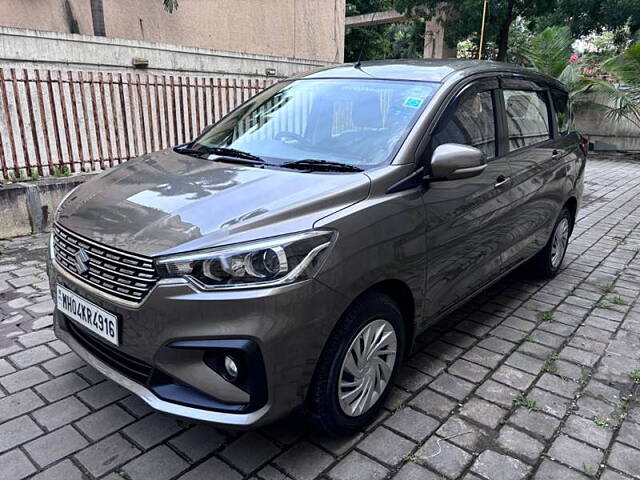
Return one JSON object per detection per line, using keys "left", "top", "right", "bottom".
{"left": 494, "top": 175, "right": 510, "bottom": 188}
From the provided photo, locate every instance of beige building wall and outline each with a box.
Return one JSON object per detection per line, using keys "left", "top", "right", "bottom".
{"left": 0, "top": 0, "right": 345, "bottom": 63}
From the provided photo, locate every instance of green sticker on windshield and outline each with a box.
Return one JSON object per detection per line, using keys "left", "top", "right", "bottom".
{"left": 403, "top": 97, "right": 424, "bottom": 109}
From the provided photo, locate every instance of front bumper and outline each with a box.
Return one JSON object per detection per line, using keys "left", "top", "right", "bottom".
{"left": 49, "top": 256, "right": 348, "bottom": 428}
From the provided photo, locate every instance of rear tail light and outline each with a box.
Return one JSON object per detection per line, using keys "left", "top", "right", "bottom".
{"left": 580, "top": 136, "right": 589, "bottom": 156}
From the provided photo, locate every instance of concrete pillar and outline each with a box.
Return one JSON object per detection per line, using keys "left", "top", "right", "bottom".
{"left": 423, "top": 17, "right": 456, "bottom": 59}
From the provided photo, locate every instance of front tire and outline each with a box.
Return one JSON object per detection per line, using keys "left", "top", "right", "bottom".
{"left": 307, "top": 292, "right": 405, "bottom": 436}
{"left": 528, "top": 207, "right": 572, "bottom": 278}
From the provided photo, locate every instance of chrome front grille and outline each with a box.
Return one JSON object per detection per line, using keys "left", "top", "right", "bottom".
{"left": 53, "top": 223, "right": 159, "bottom": 303}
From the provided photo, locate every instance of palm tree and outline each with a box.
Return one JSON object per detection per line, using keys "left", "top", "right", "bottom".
{"left": 598, "top": 43, "right": 640, "bottom": 128}
{"left": 520, "top": 27, "right": 640, "bottom": 129}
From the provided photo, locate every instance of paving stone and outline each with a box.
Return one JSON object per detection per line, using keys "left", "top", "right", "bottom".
{"left": 394, "top": 366, "right": 432, "bottom": 392}
{"left": 414, "top": 436, "right": 473, "bottom": 478}
{"left": 32, "top": 396, "right": 90, "bottom": 431}
{"left": 24, "top": 425, "right": 89, "bottom": 468}
{"left": 169, "top": 423, "right": 225, "bottom": 462}
{"left": 528, "top": 388, "right": 570, "bottom": 418}
{"left": 220, "top": 432, "right": 281, "bottom": 474}
{"left": 0, "top": 388, "right": 44, "bottom": 422}
{"left": 583, "top": 379, "right": 622, "bottom": 404}
{"left": 562, "top": 414, "right": 613, "bottom": 449}
{"left": 0, "top": 366, "right": 49, "bottom": 393}
{"left": 122, "top": 412, "right": 181, "bottom": 449}
{"left": 74, "top": 434, "right": 141, "bottom": 477}
{"left": 178, "top": 456, "right": 243, "bottom": 480}
{"left": 8, "top": 275, "right": 40, "bottom": 288}
{"left": 41, "top": 352, "right": 84, "bottom": 376}
{"left": 310, "top": 431, "right": 363, "bottom": 456}
{"left": 459, "top": 396, "right": 507, "bottom": 429}
{"left": 471, "top": 450, "right": 531, "bottom": 480}
{"left": 384, "top": 406, "right": 439, "bottom": 442}
{"left": 559, "top": 346, "right": 600, "bottom": 367}
{"left": 475, "top": 379, "right": 520, "bottom": 408}
{"left": 77, "top": 380, "right": 128, "bottom": 408}
{"left": 536, "top": 373, "right": 580, "bottom": 399}
{"left": 274, "top": 441, "right": 335, "bottom": 480}
{"left": 600, "top": 469, "right": 634, "bottom": 480}
{"left": 122, "top": 445, "right": 189, "bottom": 480}
{"left": 478, "top": 336, "right": 515, "bottom": 355}
{"left": 408, "top": 354, "right": 446, "bottom": 377}
{"left": 616, "top": 420, "right": 640, "bottom": 449}
{"left": 392, "top": 462, "right": 441, "bottom": 480}
{"left": 30, "top": 459, "right": 84, "bottom": 480}
{"left": 35, "top": 372, "right": 89, "bottom": 402}
{"left": 548, "top": 434, "right": 604, "bottom": 473}
{"left": 607, "top": 442, "right": 640, "bottom": 478}
{"left": 25, "top": 299, "right": 54, "bottom": 316}
{"left": 9, "top": 345, "right": 56, "bottom": 369}
{"left": 504, "top": 352, "right": 545, "bottom": 375}
{"left": 448, "top": 358, "right": 490, "bottom": 382}
{"left": 497, "top": 425, "right": 544, "bottom": 463}
{"left": 509, "top": 408, "right": 561, "bottom": 440}
{"left": 462, "top": 346, "right": 504, "bottom": 369}
{"left": 429, "top": 372, "right": 475, "bottom": 401}
{"left": 492, "top": 365, "right": 536, "bottom": 390}
{"left": 358, "top": 426, "right": 415, "bottom": 466}
{"left": 0, "top": 449, "right": 37, "bottom": 479}
{"left": 328, "top": 451, "right": 388, "bottom": 480}
{"left": 534, "top": 459, "right": 589, "bottom": 479}
{"left": 17, "top": 329, "right": 56, "bottom": 348}
{"left": 76, "top": 404, "right": 135, "bottom": 441}
{"left": 0, "top": 358, "right": 16, "bottom": 377}
{"left": 0, "top": 415, "right": 43, "bottom": 453}
{"left": 576, "top": 395, "right": 616, "bottom": 420}
{"left": 409, "top": 388, "right": 457, "bottom": 419}
{"left": 436, "top": 416, "right": 486, "bottom": 450}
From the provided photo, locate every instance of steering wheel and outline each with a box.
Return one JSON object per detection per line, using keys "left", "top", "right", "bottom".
{"left": 275, "top": 131, "right": 308, "bottom": 145}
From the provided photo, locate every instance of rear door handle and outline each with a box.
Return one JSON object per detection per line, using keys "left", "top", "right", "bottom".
{"left": 494, "top": 175, "right": 510, "bottom": 188}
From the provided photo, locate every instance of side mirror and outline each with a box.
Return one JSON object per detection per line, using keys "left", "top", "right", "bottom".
{"left": 428, "top": 143, "right": 487, "bottom": 181}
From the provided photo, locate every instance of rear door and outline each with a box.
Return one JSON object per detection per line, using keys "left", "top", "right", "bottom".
{"left": 422, "top": 78, "right": 518, "bottom": 319}
{"left": 498, "top": 79, "right": 571, "bottom": 271}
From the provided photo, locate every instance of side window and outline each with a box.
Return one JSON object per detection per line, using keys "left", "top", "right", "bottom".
{"left": 503, "top": 90, "right": 550, "bottom": 151}
{"left": 431, "top": 90, "right": 496, "bottom": 159}
{"left": 551, "top": 89, "right": 571, "bottom": 135}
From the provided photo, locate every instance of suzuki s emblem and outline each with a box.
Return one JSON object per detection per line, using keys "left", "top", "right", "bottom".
{"left": 74, "top": 248, "right": 90, "bottom": 275}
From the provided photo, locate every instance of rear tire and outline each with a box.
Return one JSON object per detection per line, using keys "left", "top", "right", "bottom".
{"left": 306, "top": 292, "right": 405, "bottom": 436}
{"left": 527, "top": 207, "right": 572, "bottom": 278}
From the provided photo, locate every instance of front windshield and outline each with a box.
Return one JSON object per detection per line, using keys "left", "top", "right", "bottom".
{"left": 192, "top": 78, "right": 439, "bottom": 169}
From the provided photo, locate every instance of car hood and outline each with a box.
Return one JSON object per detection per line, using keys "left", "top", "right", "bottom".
{"left": 56, "top": 149, "right": 371, "bottom": 257}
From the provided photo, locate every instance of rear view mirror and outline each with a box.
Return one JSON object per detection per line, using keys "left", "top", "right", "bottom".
{"left": 428, "top": 143, "right": 487, "bottom": 181}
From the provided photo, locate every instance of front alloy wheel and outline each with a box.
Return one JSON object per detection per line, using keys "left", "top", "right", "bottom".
{"left": 307, "top": 292, "right": 405, "bottom": 436}
{"left": 338, "top": 319, "right": 397, "bottom": 417}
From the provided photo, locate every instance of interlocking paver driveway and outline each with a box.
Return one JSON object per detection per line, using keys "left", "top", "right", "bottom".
{"left": 1, "top": 153, "right": 640, "bottom": 479}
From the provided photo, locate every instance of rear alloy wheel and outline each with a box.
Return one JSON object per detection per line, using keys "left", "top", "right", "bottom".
{"left": 528, "top": 207, "right": 572, "bottom": 278}
{"left": 307, "top": 292, "right": 404, "bottom": 436}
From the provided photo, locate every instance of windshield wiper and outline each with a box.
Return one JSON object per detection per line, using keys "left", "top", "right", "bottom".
{"left": 175, "top": 144, "right": 265, "bottom": 164}
{"left": 280, "top": 159, "right": 364, "bottom": 172}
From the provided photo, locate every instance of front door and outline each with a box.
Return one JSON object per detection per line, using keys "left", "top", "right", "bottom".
{"left": 421, "top": 80, "right": 517, "bottom": 320}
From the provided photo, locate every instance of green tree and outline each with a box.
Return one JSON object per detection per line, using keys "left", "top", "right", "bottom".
{"left": 345, "top": 0, "right": 425, "bottom": 61}
{"left": 394, "top": 0, "right": 556, "bottom": 61}
{"left": 537, "top": 0, "right": 640, "bottom": 43}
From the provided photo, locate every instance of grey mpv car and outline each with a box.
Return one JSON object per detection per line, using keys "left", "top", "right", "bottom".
{"left": 48, "top": 60, "right": 585, "bottom": 435}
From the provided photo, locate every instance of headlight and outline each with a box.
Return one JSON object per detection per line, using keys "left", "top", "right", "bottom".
{"left": 156, "top": 230, "right": 336, "bottom": 290}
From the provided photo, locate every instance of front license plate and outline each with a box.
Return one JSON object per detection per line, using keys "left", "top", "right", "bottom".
{"left": 57, "top": 285, "right": 119, "bottom": 346}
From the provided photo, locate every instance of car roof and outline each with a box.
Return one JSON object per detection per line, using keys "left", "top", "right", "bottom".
{"left": 298, "top": 59, "right": 565, "bottom": 90}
